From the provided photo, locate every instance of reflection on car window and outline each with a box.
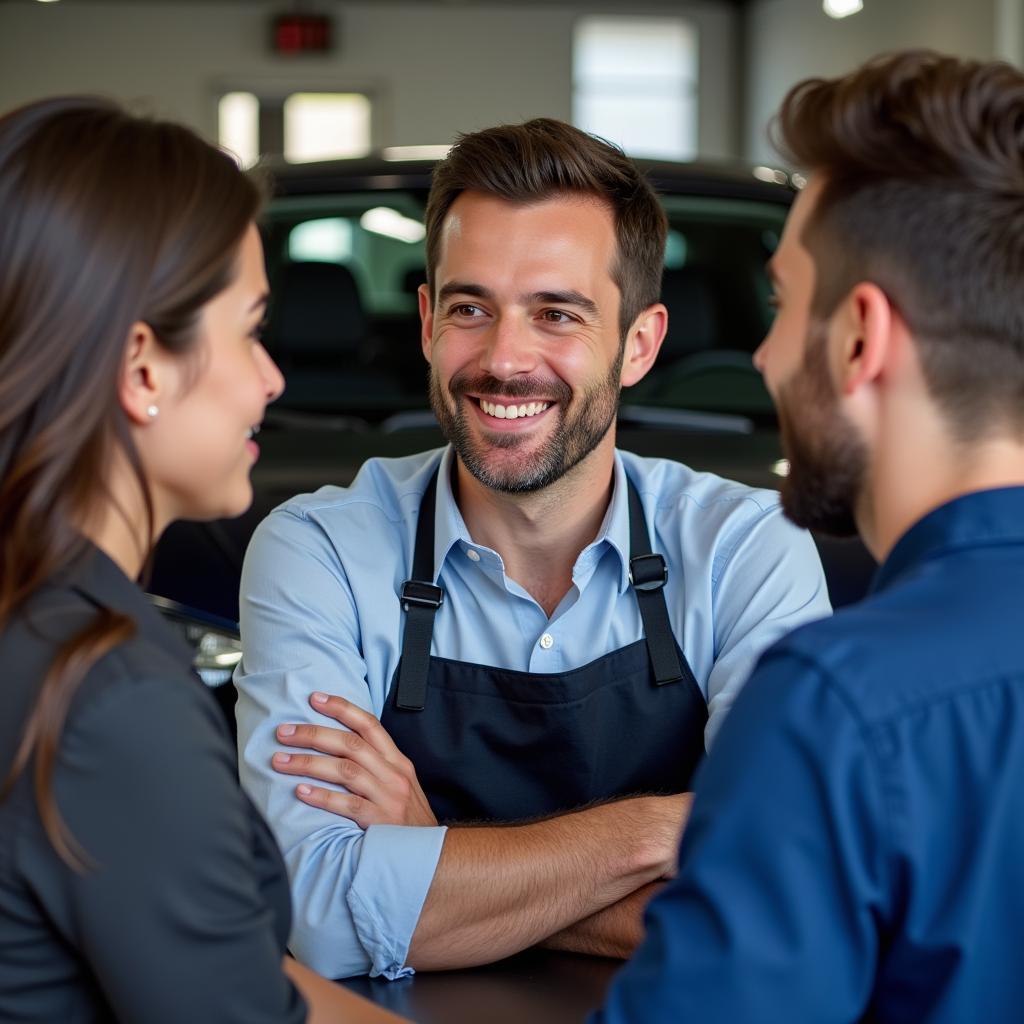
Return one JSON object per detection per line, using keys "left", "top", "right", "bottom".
{"left": 628, "top": 196, "right": 787, "bottom": 420}
{"left": 259, "top": 187, "right": 788, "bottom": 422}
{"left": 268, "top": 193, "right": 426, "bottom": 317}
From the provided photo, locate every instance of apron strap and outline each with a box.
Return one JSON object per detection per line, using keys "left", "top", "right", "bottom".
{"left": 626, "top": 479, "right": 688, "bottom": 686}
{"left": 395, "top": 464, "right": 692, "bottom": 709}
{"left": 395, "top": 469, "right": 442, "bottom": 711}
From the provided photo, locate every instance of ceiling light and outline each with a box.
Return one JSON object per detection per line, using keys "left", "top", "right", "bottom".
{"left": 824, "top": 0, "right": 864, "bottom": 18}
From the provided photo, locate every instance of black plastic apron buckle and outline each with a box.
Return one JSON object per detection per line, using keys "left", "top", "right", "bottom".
{"left": 629, "top": 553, "right": 668, "bottom": 592}
{"left": 400, "top": 580, "right": 444, "bottom": 611}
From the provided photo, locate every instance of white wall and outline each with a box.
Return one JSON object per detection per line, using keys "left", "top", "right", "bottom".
{"left": 744, "top": 0, "right": 1010, "bottom": 164}
{"left": 0, "top": 0, "right": 740, "bottom": 159}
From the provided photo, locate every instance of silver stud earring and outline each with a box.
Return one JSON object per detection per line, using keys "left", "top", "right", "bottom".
{"left": 146, "top": 405, "right": 159, "bottom": 419}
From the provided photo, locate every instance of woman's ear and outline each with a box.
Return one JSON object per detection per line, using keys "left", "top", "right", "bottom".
{"left": 119, "top": 321, "right": 169, "bottom": 426}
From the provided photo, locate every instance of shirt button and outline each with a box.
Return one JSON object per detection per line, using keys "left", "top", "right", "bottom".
{"left": 539, "top": 633, "right": 554, "bottom": 650}
{"left": 466, "top": 549, "right": 481, "bottom": 562}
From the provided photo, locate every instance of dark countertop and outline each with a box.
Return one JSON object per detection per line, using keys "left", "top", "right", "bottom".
{"left": 339, "top": 948, "right": 621, "bottom": 1024}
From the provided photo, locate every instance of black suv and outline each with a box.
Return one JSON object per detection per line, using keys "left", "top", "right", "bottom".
{"left": 150, "top": 154, "right": 876, "bottom": 650}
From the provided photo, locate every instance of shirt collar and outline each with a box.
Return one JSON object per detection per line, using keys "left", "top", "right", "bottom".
{"left": 873, "top": 486, "right": 1024, "bottom": 594}
{"left": 590, "top": 452, "right": 632, "bottom": 594}
{"left": 432, "top": 446, "right": 631, "bottom": 593}
{"left": 432, "top": 446, "right": 470, "bottom": 582}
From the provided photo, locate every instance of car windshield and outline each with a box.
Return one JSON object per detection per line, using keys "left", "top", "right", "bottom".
{"left": 260, "top": 185, "right": 786, "bottom": 426}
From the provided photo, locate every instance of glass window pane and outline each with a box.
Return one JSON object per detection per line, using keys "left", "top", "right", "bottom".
{"left": 575, "top": 93, "right": 697, "bottom": 161}
{"left": 572, "top": 16, "right": 697, "bottom": 160}
{"left": 283, "top": 93, "right": 371, "bottom": 163}
{"left": 218, "top": 91, "right": 259, "bottom": 168}
{"left": 574, "top": 17, "right": 696, "bottom": 86}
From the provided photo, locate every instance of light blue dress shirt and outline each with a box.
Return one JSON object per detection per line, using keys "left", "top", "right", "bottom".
{"left": 236, "top": 446, "right": 829, "bottom": 979}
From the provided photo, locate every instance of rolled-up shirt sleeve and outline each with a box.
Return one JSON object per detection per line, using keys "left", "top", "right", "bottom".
{"left": 703, "top": 506, "right": 830, "bottom": 748}
{"left": 236, "top": 507, "right": 447, "bottom": 980}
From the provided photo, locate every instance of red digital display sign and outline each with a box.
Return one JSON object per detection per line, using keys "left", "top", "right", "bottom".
{"left": 272, "top": 13, "right": 333, "bottom": 55}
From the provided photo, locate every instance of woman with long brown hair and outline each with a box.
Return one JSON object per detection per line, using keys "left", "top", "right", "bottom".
{"left": 0, "top": 96, "right": 402, "bottom": 1023}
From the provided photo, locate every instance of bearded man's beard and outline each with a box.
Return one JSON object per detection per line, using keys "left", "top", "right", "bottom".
{"left": 429, "top": 351, "right": 624, "bottom": 494}
{"left": 775, "top": 323, "right": 866, "bottom": 538}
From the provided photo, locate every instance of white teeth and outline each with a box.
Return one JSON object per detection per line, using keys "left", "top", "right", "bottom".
{"left": 480, "top": 399, "right": 550, "bottom": 420}
{"left": 246, "top": 425, "right": 260, "bottom": 439}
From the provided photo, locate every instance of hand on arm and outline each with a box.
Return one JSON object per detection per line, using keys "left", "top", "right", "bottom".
{"left": 238, "top": 510, "right": 447, "bottom": 979}
{"left": 273, "top": 692, "right": 691, "bottom": 971}
{"left": 272, "top": 692, "right": 437, "bottom": 828}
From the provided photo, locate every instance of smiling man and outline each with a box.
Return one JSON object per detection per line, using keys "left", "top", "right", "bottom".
{"left": 235, "top": 119, "right": 829, "bottom": 980}
{"left": 595, "top": 51, "right": 1024, "bottom": 1023}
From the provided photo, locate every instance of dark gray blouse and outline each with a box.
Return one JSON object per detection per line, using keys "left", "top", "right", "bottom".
{"left": 0, "top": 546, "right": 306, "bottom": 1023}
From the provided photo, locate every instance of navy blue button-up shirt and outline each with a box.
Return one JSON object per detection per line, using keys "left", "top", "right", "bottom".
{"left": 596, "top": 487, "right": 1024, "bottom": 1023}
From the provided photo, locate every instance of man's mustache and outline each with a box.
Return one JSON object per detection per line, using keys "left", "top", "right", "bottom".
{"left": 447, "top": 372, "right": 572, "bottom": 405}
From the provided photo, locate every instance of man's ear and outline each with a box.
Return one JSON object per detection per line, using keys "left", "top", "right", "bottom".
{"left": 832, "top": 282, "right": 893, "bottom": 397}
{"left": 620, "top": 302, "right": 668, "bottom": 388}
{"left": 418, "top": 283, "right": 434, "bottom": 363}
{"left": 119, "top": 321, "right": 172, "bottom": 426}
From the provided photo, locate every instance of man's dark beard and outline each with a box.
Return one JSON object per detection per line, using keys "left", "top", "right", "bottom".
{"left": 429, "top": 354, "right": 623, "bottom": 494}
{"left": 776, "top": 323, "right": 866, "bottom": 538}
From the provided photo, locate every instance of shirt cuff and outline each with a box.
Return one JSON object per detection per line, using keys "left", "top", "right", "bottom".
{"left": 346, "top": 823, "right": 448, "bottom": 980}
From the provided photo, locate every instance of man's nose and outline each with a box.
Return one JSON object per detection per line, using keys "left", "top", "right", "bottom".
{"left": 478, "top": 315, "right": 539, "bottom": 380}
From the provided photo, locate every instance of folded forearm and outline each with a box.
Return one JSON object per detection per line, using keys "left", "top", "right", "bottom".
{"left": 407, "top": 794, "right": 687, "bottom": 970}
{"left": 541, "top": 881, "right": 665, "bottom": 959}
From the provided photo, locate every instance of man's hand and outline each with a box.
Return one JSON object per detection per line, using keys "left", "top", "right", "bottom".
{"left": 271, "top": 692, "right": 438, "bottom": 828}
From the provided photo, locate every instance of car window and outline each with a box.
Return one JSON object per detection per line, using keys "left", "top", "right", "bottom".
{"left": 259, "top": 186, "right": 785, "bottom": 422}
{"left": 629, "top": 195, "right": 784, "bottom": 420}
{"left": 266, "top": 192, "right": 427, "bottom": 316}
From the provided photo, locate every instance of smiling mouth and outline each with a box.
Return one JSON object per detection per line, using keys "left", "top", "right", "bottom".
{"left": 476, "top": 398, "right": 552, "bottom": 421}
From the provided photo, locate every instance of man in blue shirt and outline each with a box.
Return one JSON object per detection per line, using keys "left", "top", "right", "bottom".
{"left": 595, "top": 50, "right": 1024, "bottom": 1022}
{"left": 236, "top": 119, "right": 829, "bottom": 980}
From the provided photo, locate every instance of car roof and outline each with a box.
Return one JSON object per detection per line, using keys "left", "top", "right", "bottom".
{"left": 263, "top": 153, "right": 798, "bottom": 204}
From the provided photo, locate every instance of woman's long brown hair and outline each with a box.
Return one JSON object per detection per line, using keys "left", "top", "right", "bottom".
{"left": 0, "top": 97, "right": 262, "bottom": 866}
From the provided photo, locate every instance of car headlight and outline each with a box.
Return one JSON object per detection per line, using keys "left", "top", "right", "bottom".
{"left": 146, "top": 594, "right": 242, "bottom": 688}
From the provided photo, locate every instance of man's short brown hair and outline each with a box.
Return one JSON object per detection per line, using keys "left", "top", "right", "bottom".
{"left": 776, "top": 50, "right": 1024, "bottom": 440}
{"left": 424, "top": 118, "right": 667, "bottom": 341}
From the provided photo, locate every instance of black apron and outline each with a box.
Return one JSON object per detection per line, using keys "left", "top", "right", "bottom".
{"left": 380, "top": 467, "right": 708, "bottom": 823}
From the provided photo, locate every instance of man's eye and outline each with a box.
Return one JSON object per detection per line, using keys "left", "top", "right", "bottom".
{"left": 540, "top": 309, "right": 574, "bottom": 324}
{"left": 766, "top": 294, "right": 780, "bottom": 310}
{"left": 451, "top": 303, "right": 484, "bottom": 318}
{"left": 249, "top": 319, "right": 268, "bottom": 341}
